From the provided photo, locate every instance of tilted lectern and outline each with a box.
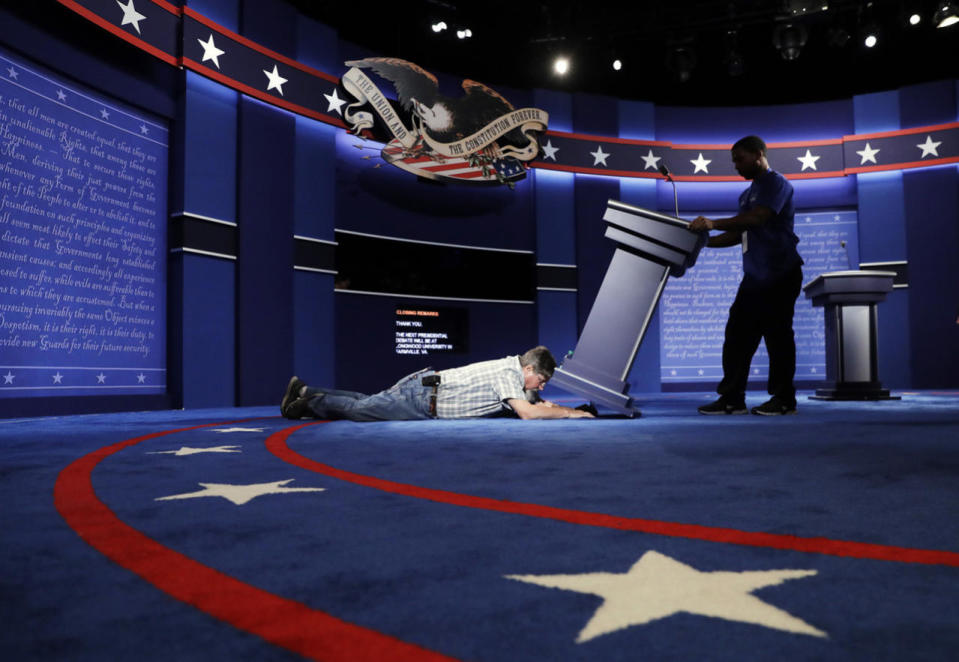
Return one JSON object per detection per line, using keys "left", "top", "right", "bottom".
{"left": 549, "top": 200, "right": 706, "bottom": 417}
{"left": 803, "top": 270, "right": 899, "bottom": 400}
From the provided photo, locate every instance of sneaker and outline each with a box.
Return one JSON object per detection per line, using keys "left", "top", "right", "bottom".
{"left": 281, "top": 376, "right": 309, "bottom": 419}
{"left": 751, "top": 397, "right": 797, "bottom": 416}
{"left": 698, "top": 397, "right": 748, "bottom": 415}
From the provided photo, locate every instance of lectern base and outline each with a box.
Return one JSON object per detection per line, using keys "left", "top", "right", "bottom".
{"left": 808, "top": 383, "right": 901, "bottom": 401}
{"left": 549, "top": 367, "right": 640, "bottom": 418}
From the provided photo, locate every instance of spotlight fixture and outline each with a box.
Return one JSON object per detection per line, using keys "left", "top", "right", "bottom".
{"left": 909, "top": 13, "right": 921, "bottom": 25}
{"left": 612, "top": 59, "right": 622, "bottom": 71}
{"left": 456, "top": 28, "right": 472, "bottom": 39}
{"left": 862, "top": 23, "right": 879, "bottom": 47}
{"left": 934, "top": 2, "right": 959, "bottom": 27}
{"left": 773, "top": 23, "right": 808, "bottom": 60}
{"left": 827, "top": 25, "right": 851, "bottom": 47}
{"left": 553, "top": 57, "right": 570, "bottom": 75}
{"left": 431, "top": 21, "right": 447, "bottom": 33}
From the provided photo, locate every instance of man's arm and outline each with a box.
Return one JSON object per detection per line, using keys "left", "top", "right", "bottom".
{"left": 507, "top": 399, "right": 595, "bottom": 419}
{"left": 688, "top": 205, "right": 774, "bottom": 235}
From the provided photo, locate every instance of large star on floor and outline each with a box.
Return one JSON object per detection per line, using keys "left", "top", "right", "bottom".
{"left": 156, "top": 479, "right": 325, "bottom": 505}
{"left": 147, "top": 445, "right": 241, "bottom": 456}
{"left": 506, "top": 550, "right": 825, "bottom": 643}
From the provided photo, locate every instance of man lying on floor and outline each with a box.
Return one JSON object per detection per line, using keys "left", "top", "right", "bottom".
{"left": 280, "top": 345, "right": 596, "bottom": 421}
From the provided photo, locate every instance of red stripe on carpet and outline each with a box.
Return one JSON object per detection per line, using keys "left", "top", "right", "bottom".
{"left": 54, "top": 420, "right": 461, "bottom": 662}
{"left": 269, "top": 422, "right": 959, "bottom": 567}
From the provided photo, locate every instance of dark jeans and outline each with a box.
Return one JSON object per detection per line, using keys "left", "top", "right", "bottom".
{"left": 717, "top": 264, "right": 803, "bottom": 404}
{"left": 303, "top": 370, "right": 434, "bottom": 421}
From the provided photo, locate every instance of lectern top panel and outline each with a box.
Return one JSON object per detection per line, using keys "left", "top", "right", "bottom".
{"left": 817, "top": 270, "right": 897, "bottom": 279}
{"left": 606, "top": 199, "right": 690, "bottom": 229}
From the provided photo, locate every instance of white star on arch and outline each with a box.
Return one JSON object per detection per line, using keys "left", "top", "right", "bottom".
{"left": 797, "top": 149, "right": 821, "bottom": 171}
{"left": 916, "top": 135, "right": 941, "bottom": 158}
{"left": 52, "top": 372, "right": 64, "bottom": 384}
{"left": 116, "top": 0, "right": 147, "bottom": 35}
{"left": 590, "top": 145, "right": 610, "bottom": 167}
{"left": 263, "top": 64, "right": 288, "bottom": 96}
{"left": 506, "top": 550, "right": 825, "bottom": 643}
{"left": 6, "top": 66, "right": 17, "bottom": 79}
{"left": 156, "top": 479, "right": 325, "bottom": 506}
{"left": 324, "top": 88, "right": 347, "bottom": 115}
{"left": 856, "top": 142, "right": 880, "bottom": 165}
{"left": 96, "top": 373, "right": 106, "bottom": 384}
{"left": 541, "top": 139, "right": 559, "bottom": 161}
{"left": 3, "top": 371, "right": 14, "bottom": 384}
{"left": 640, "top": 149, "right": 661, "bottom": 170}
{"left": 690, "top": 152, "right": 712, "bottom": 174}
{"left": 56, "top": 89, "right": 67, "bottom": 101}
{"left": 197, "top": 33, "right": 225, "bottom": 69}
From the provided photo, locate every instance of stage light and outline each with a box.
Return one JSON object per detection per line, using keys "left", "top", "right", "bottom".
{"left": 863, "top": 29, "right": 878, "bottom": 47}
{"left": 431, "top": 21, "right": 447, "bottom": 33}
{"left": 935, "top": 2, "right": 959, "bottom": 27}
{"left": 612, "top": 59, "right": 622, "bottom": 71}
{"left": 773, "top": 23, "right": 808, "bottom": 60}
{"left": 456, "top": 28, "right": 472, "bottom": 39}
{"left": 909, "top": 13, "right": 921, "bottom": 25}
{"left": 553, "top": 57, "right": 569, "bottom": 75}
{"left": 665, "top": 47, "right": 696, "bottom": 83}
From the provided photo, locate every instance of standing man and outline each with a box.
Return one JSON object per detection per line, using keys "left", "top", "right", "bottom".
{"left": 688, "top": 136, "right": 804, "bottom": 416}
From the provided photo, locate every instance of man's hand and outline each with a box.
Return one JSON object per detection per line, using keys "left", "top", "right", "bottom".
{"left": 509, "top": 399, "right": 596, "bottom": 419}
{"left": 689, "top": 216, "right": 714, "bottom": 232}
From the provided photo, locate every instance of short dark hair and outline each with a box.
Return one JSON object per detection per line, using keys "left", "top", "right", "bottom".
{"left": 732, "top": 135, "right": 767, "bottom": 155}
{"left": 520, "top": 345, "right": 557, "bottom": 379}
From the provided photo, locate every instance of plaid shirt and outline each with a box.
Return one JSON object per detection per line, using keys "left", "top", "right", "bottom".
{"left": 434, "top": 356, "right": 527, "bottom": 418}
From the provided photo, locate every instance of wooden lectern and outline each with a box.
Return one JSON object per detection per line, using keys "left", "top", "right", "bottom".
{"left": 803, "top": 270, "right": 899, "bottom": 400}
{"left": 549, "top": 200, "right": 706, "bottom": 416}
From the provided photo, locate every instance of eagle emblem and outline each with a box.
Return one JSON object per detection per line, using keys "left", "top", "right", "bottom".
{"left": 340, "top": 57, "right": 548, "bottom": 187}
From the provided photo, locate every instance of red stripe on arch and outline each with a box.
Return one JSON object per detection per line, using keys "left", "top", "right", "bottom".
{"left": 54, "top": 420, "right": 460, "bottom": 662}
{"left": 269, "top": 423, "right": 959, "bottom": 567}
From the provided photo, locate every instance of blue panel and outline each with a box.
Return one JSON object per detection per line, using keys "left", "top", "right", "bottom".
{"left": 236, "top": 97, "right": 295, "bottom": 405}
{"left": 899, "top": 80, "right": 957, "bottom": 128}
{"left": 181, "top": 72, "right": 237, "bottom": 221}
{"left": 534, "top": 89, "right": 573, "bottom": 133}
{"left": 186, "top": 0, "right": 239, "bottom": 32}
{"left": 853, "top": 89, "right": 899, "bottom": 133}
{"left": 903, "top": 165, "right": 959, "bottom": 388}
{"left": 294, "top": 271, "right": 335, "bottom": 388}
{"left": 618, "top": 99, "right": 655, "bottom": 141}
{"left": 655, "top": 99, "right": 853, "bottom": 143}
{"left": 296, "top": 15, "right": 339, "bottom": 88}
{"left": 875, "top": 290, "right": 912, "bottom": 389}
{"left": 533, "top": 169, "right": 576, "bottom": 264}
{"left": 659, "top": 177, "right": 856, "bottom": 214}
{"left": 240, "top": 0, "right": 296, "bottom": 58}
{"left": 856, "top": 171, "right": 907, "bottom": 262}
{"left": 178, "top": 254, "right": 235, "bottom": 408}
{"left": 574, "top": 175, "right": 620, "bottom": 332}
{"left": 294, "top": 116, "right": 337, "bottom": 239}
{"left": 536, "top": 290, "right": 578, "bottom": 368}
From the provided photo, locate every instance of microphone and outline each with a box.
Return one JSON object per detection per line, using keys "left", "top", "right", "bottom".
{"left": 659, "top": 163, "right": 679, "bottom": 217}
{"left": 840, "top": 240, "right": 851, "bottom": 270}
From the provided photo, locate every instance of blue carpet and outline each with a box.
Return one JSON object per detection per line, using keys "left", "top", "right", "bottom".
{"left": 2, "top": 391, "right": 958, "bottom": 661}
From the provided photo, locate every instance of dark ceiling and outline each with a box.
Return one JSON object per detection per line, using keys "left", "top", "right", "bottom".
{"left": 291, "top": 0, "right": 959, "bottom": 106}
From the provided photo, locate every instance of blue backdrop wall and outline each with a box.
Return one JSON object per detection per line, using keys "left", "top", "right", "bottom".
{"left": 0, "top": 0, "right": 956, "bottom": 417}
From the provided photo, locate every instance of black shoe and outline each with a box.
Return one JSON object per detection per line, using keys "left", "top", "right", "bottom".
{"left": 281, "top": 376, "right": 309, "bottom": 419}
{"left": 698, "top": 397, "right": 748, "bottom": 415}
{"left": 751, "top": 396, "right": 797, "bottom": 416}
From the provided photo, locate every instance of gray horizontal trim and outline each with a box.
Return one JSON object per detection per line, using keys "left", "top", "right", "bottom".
{"left": 335, "top": 228, "right": 534, "bottom": 254}
{"left": 170, "top": 247, "right": 237, "bottom": 261}
{"left": 170, "top": 211, "right": 237, "bottom": 227}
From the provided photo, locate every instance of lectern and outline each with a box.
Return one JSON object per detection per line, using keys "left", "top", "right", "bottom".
{"left": 549, "top": 200, "right": 706, "bottom": 416}
{"left": 803, "top": 270, "right": 899, "bottom": 400}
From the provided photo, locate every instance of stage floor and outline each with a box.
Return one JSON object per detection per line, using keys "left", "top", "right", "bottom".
{"left": 2, "top": 390, "right": 958, "bottom": 661}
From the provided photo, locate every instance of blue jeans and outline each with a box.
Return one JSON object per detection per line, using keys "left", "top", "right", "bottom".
{"left": 303, "top": 370, "right": 434, "bottom": 421}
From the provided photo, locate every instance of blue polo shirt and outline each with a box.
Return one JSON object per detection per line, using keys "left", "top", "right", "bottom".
{"left": 739, "top": 169, "right": 802, "bottom": 283}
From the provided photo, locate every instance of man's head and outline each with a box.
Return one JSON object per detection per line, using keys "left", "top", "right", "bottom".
{"left": 731, "top": 135, "right": 769, "bottom": 180}
{"left": 519, "top": 345, "right": 556, "bottom": 391}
